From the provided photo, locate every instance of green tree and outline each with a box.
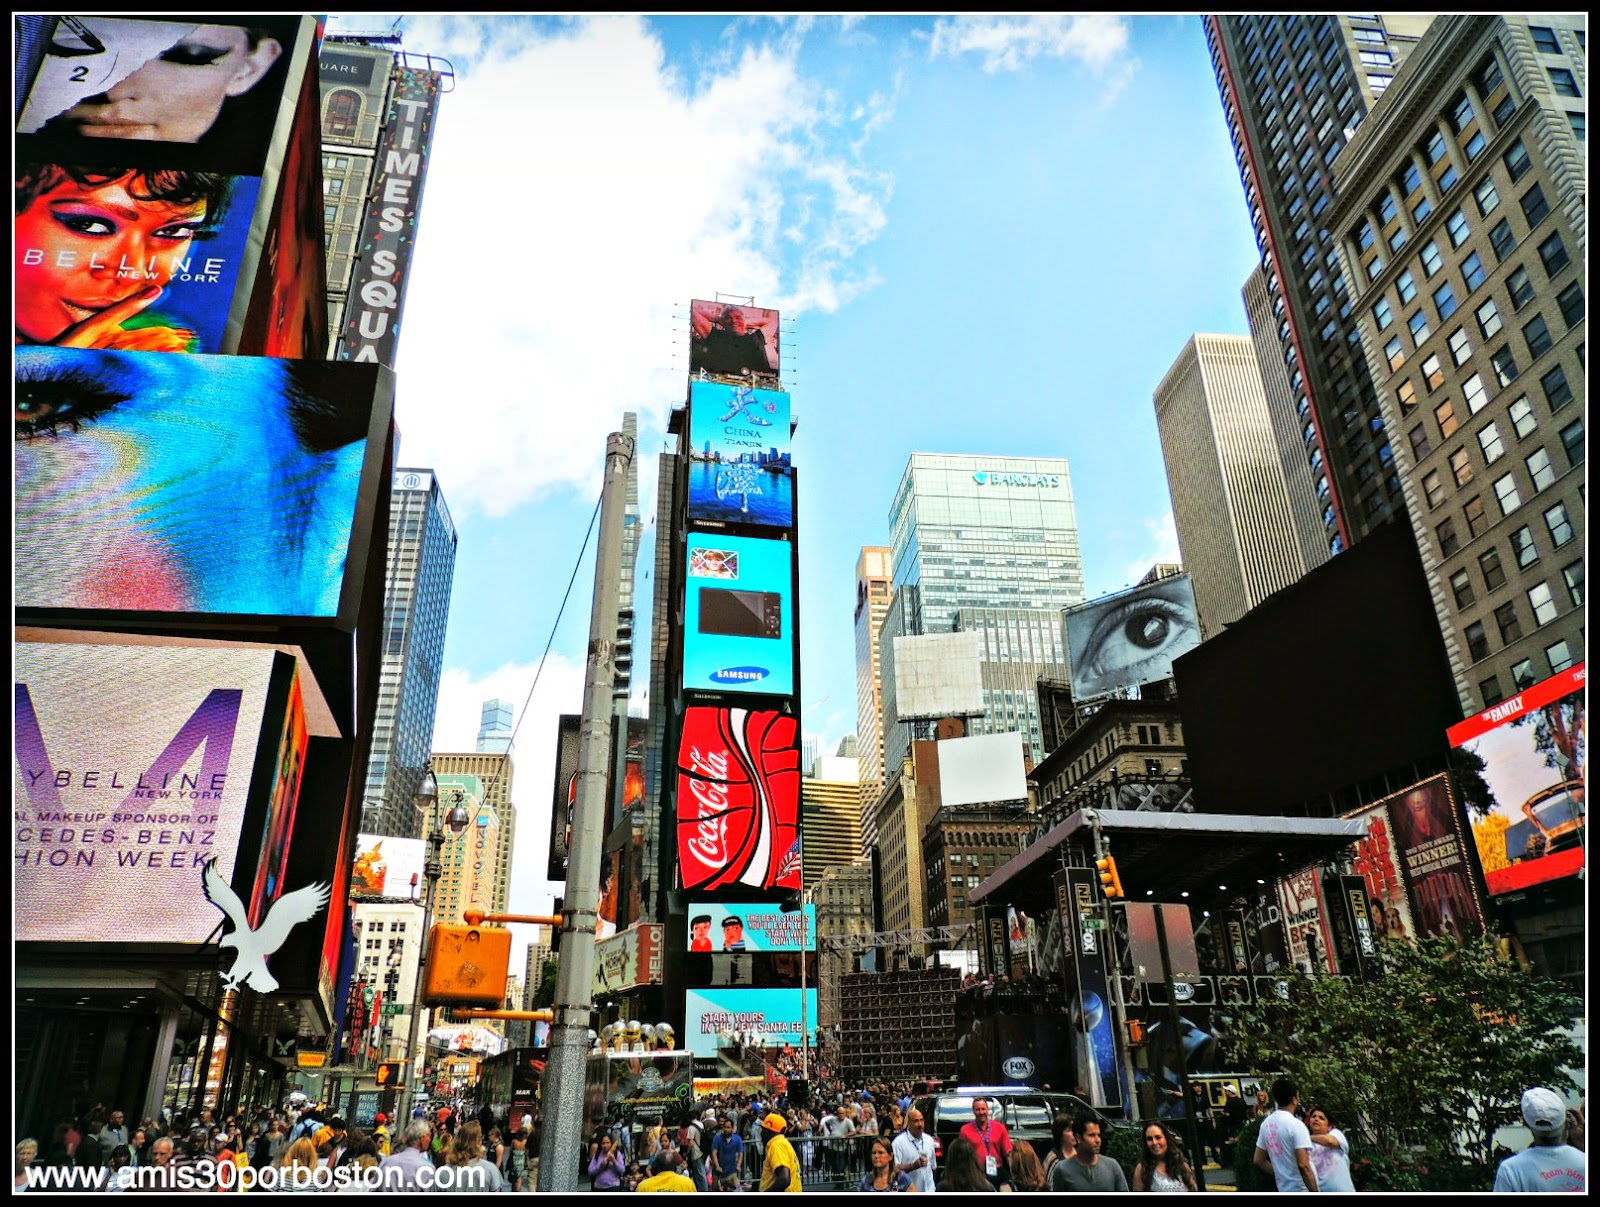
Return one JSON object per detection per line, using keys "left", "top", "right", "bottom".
{"left": 531, "top": 957, "right": 559, "bottom": 1009}
{"left": 1226, "top": 934, "right": 1580, "bottom": 1186}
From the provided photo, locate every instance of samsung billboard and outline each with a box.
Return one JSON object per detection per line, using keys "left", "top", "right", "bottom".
{"left": 682, "top": 533, "right": 794, "bottom": 697}
{"left": 15, "top": 348, "right": 393, "bottom": 624}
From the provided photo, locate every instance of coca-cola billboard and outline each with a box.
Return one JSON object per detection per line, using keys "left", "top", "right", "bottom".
{"left": 676, "top": 706, "right": 801, "bottom": 893}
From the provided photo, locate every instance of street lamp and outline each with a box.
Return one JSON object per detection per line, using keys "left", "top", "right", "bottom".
{"left": 401, "top": 767, "right": 470, "bottom": 1119}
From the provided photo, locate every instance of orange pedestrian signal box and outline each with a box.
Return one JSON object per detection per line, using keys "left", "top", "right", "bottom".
{"left": 375, "top": 1061, "right": 405, "bottom": 1086}
{"left": 421, "top": 924, "right": 510, "bottom": 1007}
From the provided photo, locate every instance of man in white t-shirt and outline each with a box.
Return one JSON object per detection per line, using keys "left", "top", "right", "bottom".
{"left": 892, "top": 1108, "right": 937, "bottom": 1193}
{"left": 1494, "top": 1087, "right": 1586, "bottom": 1193}
{"left": 1254, "top": 1078, "right": 1317, "bottom": 1192}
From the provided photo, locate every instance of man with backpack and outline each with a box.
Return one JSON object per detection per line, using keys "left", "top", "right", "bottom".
{"left": 677, "top": 1112, "right": 708, "bottom": 1191}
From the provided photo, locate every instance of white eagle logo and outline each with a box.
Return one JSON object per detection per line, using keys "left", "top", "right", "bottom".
{"left": 201, "top": 858, "right": 330, "bottom": 994}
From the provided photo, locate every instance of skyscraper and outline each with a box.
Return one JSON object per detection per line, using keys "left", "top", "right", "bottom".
{"left": 477, "top": 698, "right": 515, "bottom": 754}
{"left": 881, "top": 454, "right": 1085, "bottom": 775}
{"left": 1205, "top": 14, "right": 1435, "bottom": 555}
{"left": 362, "top": 469, "right": 458, "bottom": 838}
{"left": 854, "top": 546, "right": 894, "bottom": 854}
{"left": 1154, "top": 334, "right": 1322, "bottom": 633}
{"left": 428, "top": 753, "right": 516, "bottom": 927}
{"left": 802, "top": 761, "right": 862, "bottom": 887}
{"left": 1326, "top": 14, "right": 1586, "bottom": 715}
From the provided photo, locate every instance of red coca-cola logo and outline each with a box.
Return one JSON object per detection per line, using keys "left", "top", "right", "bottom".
{"left": 676, "top": 706, "right": 799, "bottom": 891}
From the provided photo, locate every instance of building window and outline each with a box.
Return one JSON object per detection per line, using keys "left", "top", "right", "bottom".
{"left": 1465, "top": 493, "right": 1490, "bottom": 536}
{"left": 1397, "top": 379, "right": 1418, "bottom": 410}
{"left": 1400, "top": 161, "right": 1422, "bottom": 196}
{"left": 1423, "top": 469, "right": 1446, "bottom": 507}
{"left": 1413, "top": 195, "right": 1434, "bottom": 225}
{"left": 1520, "top": 185, "right": 1551, "bottom": 228}
{"left": 1562, "top": 560, "right": 1584, "bottom": 607}
{"left": 1523, "top": 314, "right": 1553, "bottom": 359}
{"left": 1464, "top": 128, "right": 1488, "bottom": 160}
{"left": 1556, "top": 282, "right": 1584, "bottom": 328}
{"left": 1492, "top": 473, "right": 1522, "bottom": 516}
{"left": 1420, "top": 239, "right": 1443, "bottom": 276}
{"left": 1529, "top": 25, "right": 1561, "bottom": 54}
{"left": 1422, "top": 353, "right": 1445, "bottom": 391}
{"left": 1434, "top": 283, "right": 1459, "bottom": 320}
{"left": 1385, "top": 335, "right": 1405, "bottom": 371}
{"left": 1507, "top": 266, "right": 1535, "bottom": 309}
{"left": 1568, "top": 111, "right": 1586, "bottom": 141}
{"left": 325, "top": 88, "right": 362, "bottom": 138}
{"left": 1543, "top": 501, "right": 1573, "bottom": 546}
{"left": 1480, "top": 546, "right": 1507, "bottom": 590}
{"left": 1378, "top": 192, "right": 1399, "bottom": 225}
{"left": 1449, "top": 327, "right": 1472, "bottom": 365}
{"left": 1546, "top": 640, "right": 1575, "bottom": 674}
{"left": 1559, "top": 418, "right": 1584, "bottom": 467}
{"left": 1480, "top": 674, "right": 1504, "bottom": 706}
{"left": 1475, "top": 54, "right": 1505, "bottom": 101}
{"left": 1477, "top": 421, "right": 1505, "bottom": 463}
{"left": 1435, "top": 398, "right": 1459, "bottom": 437}
{"left": 1465, "top": 620, "right": 1491, "bottom": 661}
{"left": 1397, "top": 269, "right": 1417, "bottom": 303}
{"left": 1373, "top": 297, "right": 1394, "bottom": 328}
{"left": 1548, "top": 68, "right": 1580, "bottom": 97}
{"left": 1445, "top": 209, "right": 1470, "bottom": 248}
{"left": 1409, "top": 310, "right": 1431, "bottom": 345}
{"left": 1510, "top": 658, "right": 1537, "bottom": 689}
{"left": 1490, "top": 345, "right": 1520, "bottom": 387}
{"left": 1474, "top": 177, "right": 1501, "bottom": 216}
{"left": 1437, "top": 516, "right": 1461, "bottom": 556}
{"left": 1526, "top": 447, "right": 1556, "bottom": 490}
{"left": 1463, "top": 373, "right": 1489, "bottom": 413}
{"left": 324, "top": 202, "right": 338, "bottom": 228}
{"left": 1537, "top": 232, "right": 1570, "bottom": 277}
{"left": 1449, "top": 569, "right": 1475, "bottom": 609}
{"left": 1509, "top": 525, "right": 1539, "bottom": 568}
{"left": 1504, "top": 138, "right": 1532, "bottom": 183}
{"left": 1449, "top": 446, "right": 1474, "bottom": 487}
{"left": 1476, "top": 298, "right": 1503, "bottom": 338}
{"left": 1540, "top": 364, "right": 1573, "bottom": 410}
{"left": 1488, "top": 218, "right": 1516, "bottom": 262}
{"left": 1494, "top": 601, "right": 1523, "bottom": 643}
{"left": 1509, "top": 395, "right": 1537, "bottom": 438}
{"left": 1528, "top": 582, "right": 1559, "bottom": 626}
{"left": 1460, "top": 252, "right": 1487, "bottom": 293}
{"left": 1437, "top": 161, "right": 1460, "bottom": 192}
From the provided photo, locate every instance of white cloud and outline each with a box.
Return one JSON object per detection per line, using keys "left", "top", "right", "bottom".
{"left": 1119, "top": 511, "right": 1182, "bottom": 589}
{"left": 431, "top": 655, "right": 587, "bottom": 968}
{"left": 390, "top": 16, "right": 892, "bottom": 518}
{"left": 929, "top": 14, "right": 1135, "bottom": 77}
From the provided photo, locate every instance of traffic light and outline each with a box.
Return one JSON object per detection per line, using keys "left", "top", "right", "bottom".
{"left": 421, "top": 923, "right": 511, "bottom": 1007}
{"left": 614, "top": 608, "right": 634, "bottom": 695}
{"left": 1096, "top": 854, "right": 1124, "bottom": 900}
{"left": 375, "top": 1061, "right": 405, "bottom": 1087}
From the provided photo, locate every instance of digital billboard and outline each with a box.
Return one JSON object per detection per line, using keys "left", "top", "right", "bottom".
{"left": 1342, "top": 800, "right": 1417, "bottom": 944}
{"left": 676, "top": 706, "right": 801, "bottom": 893}
{"left": 684, "top": 988, "right": 818, "bottom": 1059}
{"left": 15, "top": 348, "right": 393, "bottom": 623}
{"left": 1448, "top": 664, "right": 1586, "bottom": 897}
{"left": 1382, "top": 775, "right": 1484, "bottom": 939}
{"left": 1065, "top": 573, "right": 1202, "bottom": 702}
{"left": 14, "top": 640, "right": 282, "bottom": 944}
{"left": 17, "top": 16, "right": 306, "bottom": 177}
{"left": 547, "top": 715, "right": 646, "bottom": 883}
{"left": 351, "top": 833, "right": 426, "bottom": 901}
{"left": 682, "top": 533, "right": 794, "bottom": 696}
{"left": 687, "top": 904, "right": 815, "bottom": 952}
{"left": 686, "top": 381, "right": 793, "bottom": 528}
{"left": 15, "top": 162, "right": 262, "bottom": 353}
{"left": 246, "top": 667, "right": 307, "bottom": 926}
{"left": 689, "top": 300, "right": 779, "bottom": 382}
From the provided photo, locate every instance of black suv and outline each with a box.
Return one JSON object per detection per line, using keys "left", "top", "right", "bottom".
{"left": 912, "top": 1087, "right": 1129, "bottom": 1173}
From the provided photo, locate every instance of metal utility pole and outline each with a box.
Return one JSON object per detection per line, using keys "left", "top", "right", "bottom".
{"left": 1084, "top": 812, "right": 1138, "bottom": 1120}
{"left": 1154, "top": 903, "right": 1207, "bottom": 1190}
{"left": 538, "top": 430, "right": 634, "bottom": 1193}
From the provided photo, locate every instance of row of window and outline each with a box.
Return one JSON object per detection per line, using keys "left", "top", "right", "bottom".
{"left": 1438, "top": 492, "right": 1579, "bottom": 566}
{"left": 1477, "top": 634, "right": 1581, "bottom": 708}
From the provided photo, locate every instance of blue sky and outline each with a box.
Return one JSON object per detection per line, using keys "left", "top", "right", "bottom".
{"left": 337, "top": 15, "right": 1262, "bottom": 920}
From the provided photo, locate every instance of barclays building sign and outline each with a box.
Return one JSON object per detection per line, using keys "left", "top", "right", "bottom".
{"left": 973, "top": 470, "right": 1062, "bottom": 488}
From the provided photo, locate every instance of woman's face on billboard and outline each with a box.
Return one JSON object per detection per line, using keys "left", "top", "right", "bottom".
{"left": 15, "top": 173, "right": 207, "bottom": 345}
{"left": 56, "top": 25, "right": 281, "bottom": 144}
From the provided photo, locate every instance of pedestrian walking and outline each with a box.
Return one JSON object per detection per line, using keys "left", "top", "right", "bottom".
{"left": 1049, "top": 1115, "right": 1127, "bottom": 1192}
{"left": 891, "top": 1108, "right": 936, "bottom": 1194}
{"left": 958, "top": 1098, "right": 1012, "bottom": 1190}
{"left": 1494, "top": 1088, "right": 1585, "bottom": 1193}
{"left": 1253, "top": 1079, "right": 1316, "bottom": 1193}
{"left": 938, "top": 1136, "right": 995, "bottom": 1193}
{"left": 759, "top": 1113, "right": 802, "bottom": 1193}
{"left": 1133, "top": 1120, "right": 1196, "bottom": 1192}
{"left": 1305, "top": 1106, "right": 1354, "bottom": 1192}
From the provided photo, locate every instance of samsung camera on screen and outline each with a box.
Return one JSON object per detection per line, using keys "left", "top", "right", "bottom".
{"left": 698, "top": 588, "right": 783, "bottom": 639}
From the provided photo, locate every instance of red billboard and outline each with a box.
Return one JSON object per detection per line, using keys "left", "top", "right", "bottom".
{"left": 689, "top": 300, "right": 780, "bottom": 382}
{"left": 676, "top": 706, "right": 801, "bottom": 892}
{"left": 1448, "top": 664, "right": 1585, "bottom": 896}
{"left": 1382, "top": 775, "right": 1484, "bottom": 940}
{"left": 1342, "top": 800, "right": 1416, "bottom": 943}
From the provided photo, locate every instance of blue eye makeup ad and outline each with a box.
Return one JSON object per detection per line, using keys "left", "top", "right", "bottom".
{"left": 1064, "top": 572, "right": 1203, "bottom": 701}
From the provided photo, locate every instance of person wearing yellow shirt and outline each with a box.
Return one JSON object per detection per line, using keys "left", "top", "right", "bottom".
{"left": 760, "top": 1114, "right": 802, "bottom": 1193}
{"left": 638, "top": 1150, "right": 697, "bottom": 1192}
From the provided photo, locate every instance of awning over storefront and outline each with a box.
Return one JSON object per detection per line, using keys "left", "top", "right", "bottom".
{"left": 970, "top": 809, "right": 1369, "bottom": 908}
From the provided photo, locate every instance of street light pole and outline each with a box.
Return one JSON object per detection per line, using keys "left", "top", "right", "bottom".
{"left": 538, "top": 430, "right": 634, "bottom": 1194}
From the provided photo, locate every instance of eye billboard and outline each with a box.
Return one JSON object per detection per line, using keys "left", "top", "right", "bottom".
{"left": 682, "top": 533, "right": 794, "bottom": 697}
{"left": 686, "top": 382, "right": 793, "bottom": 528}
{"left": 1064, "top": 573, "right": 1203, "bottom": 702}
{"left": 14, "top": 348, "right": 393, "bottom": 625}
{"left": 1448, "top": 664, "right": 1586, "bottom": 897}
{"left": 676, "top": 706, "right": 801, "bottom": 894}
{"left": 14, "top": 639, "right": 294, "bottom": 945}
